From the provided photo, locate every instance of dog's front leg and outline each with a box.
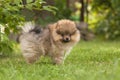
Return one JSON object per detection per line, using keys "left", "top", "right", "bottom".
{"left": 52, "top": 53, "right": 65, "bottom": 65}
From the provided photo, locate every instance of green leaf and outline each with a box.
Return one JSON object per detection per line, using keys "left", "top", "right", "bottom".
{"left": 43, "top": 5, "right": 58, "bottom": 15}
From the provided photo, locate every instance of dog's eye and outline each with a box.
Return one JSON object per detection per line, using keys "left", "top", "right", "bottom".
{"left": 56, "top": 31, "right": 61, "bottom": 34}
{"left": 70, "top": 30, "right": 77, "bottom": 35}
{"left": 61, "top": 34, "right": 64, "bottom": 36}
{"left": 56, "top": 31, "right": 64, "bottom": 36}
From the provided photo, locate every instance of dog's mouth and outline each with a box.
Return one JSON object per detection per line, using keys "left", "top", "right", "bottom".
{"left": 62, "top": 40, "right": 69, "bottom": 43}
{"left": 61, "top": 38, "right": 71, "bottom": 43}
{"left": 60, "top": 35, "right": 71, "bottom": 43}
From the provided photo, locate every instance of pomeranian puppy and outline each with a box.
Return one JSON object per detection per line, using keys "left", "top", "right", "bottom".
{"left": 19, "top": 19, "right": 80, "bottom": 64}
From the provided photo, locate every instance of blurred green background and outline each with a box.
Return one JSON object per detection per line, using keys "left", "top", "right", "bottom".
{"left": 0, "top": 1, "right": 120, "bottom": 80}
{"left": 0, "top": 0, "right": 120, "bottom": 55}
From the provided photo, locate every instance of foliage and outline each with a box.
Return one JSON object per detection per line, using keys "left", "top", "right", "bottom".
{"left": 0, "top": 40, "right": 120, "bottom": 80}
{"left": 0, "top": 0, "right": 24, "bottom": 55}
{"left": 92, "top": 0, "right": 120, "bottom": 39}
{"left": 54, "top": 0, "right": 72, "bottom": 19}
{"left": 0, "top": 33, "right": 14, "bottom": 56}
{"left": 70, "top": 1, "right": 81, "bottom": 21}
{"left": 0, "top": 0, "right": 57, "bottom": 55}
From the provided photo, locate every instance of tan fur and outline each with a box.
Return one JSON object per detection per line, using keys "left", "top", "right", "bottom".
{"left": 19, "top": 19, "right": 80, "bottom": 64}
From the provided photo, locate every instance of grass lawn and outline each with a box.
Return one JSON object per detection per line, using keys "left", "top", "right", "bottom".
{"left": 0, "top": 40, "right": 120, "bottom": 80}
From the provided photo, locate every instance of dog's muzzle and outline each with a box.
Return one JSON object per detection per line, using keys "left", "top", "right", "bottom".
{"left": 62, "top": 35, "right": 70, "bottom": 43}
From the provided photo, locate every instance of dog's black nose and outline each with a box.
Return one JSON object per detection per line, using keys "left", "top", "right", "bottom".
{"left": 65, "top": 37, "right": 70, "bottom": 41}
{"left": 63, "top": 37, "right": 70, "bottom": 42}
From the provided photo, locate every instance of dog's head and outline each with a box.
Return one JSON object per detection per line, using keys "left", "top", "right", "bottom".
{"left": 49, "top": 19, "right": 80, "bottom": 44}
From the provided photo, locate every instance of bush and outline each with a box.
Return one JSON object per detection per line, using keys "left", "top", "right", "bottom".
{"left": 92, "top": 0, "right": 120, "bottom": 40}
{"left": 0, "top": 0, "right": 57, "bottom": 55}
{"left": 54, "top": 0, "right": 72, "bottom": 19}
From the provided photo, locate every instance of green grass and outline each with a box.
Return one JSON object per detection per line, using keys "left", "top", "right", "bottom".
{"left": 0, "top": 40, "right": 120, "bottom": 80}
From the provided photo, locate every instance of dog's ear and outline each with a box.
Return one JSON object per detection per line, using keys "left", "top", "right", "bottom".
{"left": 48, "top": 23, "right": 58, "bottom": 31}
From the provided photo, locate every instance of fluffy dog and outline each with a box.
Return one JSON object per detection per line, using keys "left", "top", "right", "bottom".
{"left": 19, "top": 19, "right": 80, "bottom": 64}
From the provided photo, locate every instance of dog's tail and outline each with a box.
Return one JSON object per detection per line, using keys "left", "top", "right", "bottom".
{"left": 22, "top": 22, "right": 35, "bottom": 33}
{"left": 21, "top": 22, "right": 42, "bottom": 34}
{"left": 17, "top": 22, "right": 42, "bottom": 43}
